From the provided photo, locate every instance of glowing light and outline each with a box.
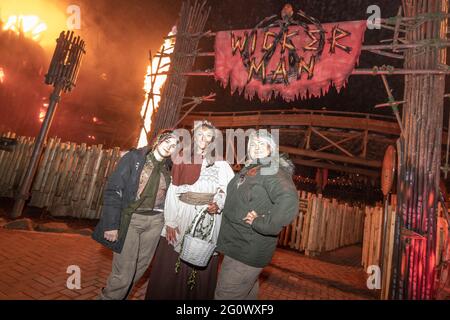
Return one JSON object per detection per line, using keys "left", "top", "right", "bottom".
{"left": 137, "top": 27, "right": 176, "bottom": 148}
{"left": 0, "top": 67, "right": 5, "bottom": 83}
{"left": 3, "top": 15, "right": 47, "bottom": 41}
{"left": 92, "top": 117, "right": 98, "bottom": 123}
{"left": 87, "top": 135, "right": 96, "bottom": 140}
{"left": 39, "top": 110, "right": 46, "bottom": 122}
{"left": 0, "top": 0, "right": 67, "bottom": 47}
{"left": 39, "top": 102, "right": 49, "bottom": 122}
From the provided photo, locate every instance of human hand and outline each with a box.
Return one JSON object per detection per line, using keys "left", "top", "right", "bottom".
{"left": 104, "top": 230, "right": 119, "bottom": 242}
{"left": 243, "top": 210, "right": 258, "bottom": 225}
{"left": 206, "top": 202, "right": 220, "bottom": 215}
{"left": 166, "top": 226, "right": 180, "bottom": 244}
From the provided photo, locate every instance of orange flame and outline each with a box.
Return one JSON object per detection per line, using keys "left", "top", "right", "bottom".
{"left": 3, "top": 15, "right": 47, "bottom": 41}
{"left": 137, "top": 28, "right": 176, "bottom": 148}
{"left": 39, "top": 103, "right": 48, "bottom": 122}
{"left": 0, "top": 0, "right": 67, "bottom": 47}
{"left": 0, "top": 67, "right": 5, "bottom": 83}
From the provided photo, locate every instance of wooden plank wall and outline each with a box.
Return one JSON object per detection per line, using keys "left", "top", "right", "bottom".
{"left": 278, "top": 191, "right": 365, "bottom": 256}
{"left": 0, "top": 133, "right": 121, "bottom": 219}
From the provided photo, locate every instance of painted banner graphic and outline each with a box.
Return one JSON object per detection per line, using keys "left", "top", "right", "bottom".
{"left": 215, "top": 20, "right": 366, "bottom": 102}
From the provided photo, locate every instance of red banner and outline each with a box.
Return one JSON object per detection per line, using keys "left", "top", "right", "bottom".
{"left": 215, "top": 21, "right": 366, "bottom": 102}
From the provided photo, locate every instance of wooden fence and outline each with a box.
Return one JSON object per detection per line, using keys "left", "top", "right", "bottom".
{"left": 361, "top": 200, "right": 396, "bottom": 299}
{"left": 278, "top": 191, "right": 365, "bottom": 256}
{"left": 361, "top": 197, "right": 449, "bottom": 299}
{"left": 0, "top": 132, "right": 121, "bottom": 219}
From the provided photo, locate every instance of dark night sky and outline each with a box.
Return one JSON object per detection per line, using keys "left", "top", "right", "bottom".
{"left": 1, "top": 0, "right": 448, "bottom": 148}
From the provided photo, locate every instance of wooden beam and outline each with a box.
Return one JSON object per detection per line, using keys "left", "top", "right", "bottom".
{"left": 291, "top": 157, "right": 380, "bottom": 178}
{"left": 305, "top": 126, "right": 312, "bottom": 149}
{"left": 278, "top": 128, "right": 396, "bottom": 144}
{"left": 279, "top": 145, "right": 382, "bottom": 168}
{"left": 180, "top": 113, "right": 400, "bottom": 135}
{"left": 362, "top": 129, "right": 369, "bottom": 158}
{"left": 316, "top": 132, "right": 363, "bottom": 153}
{"left": 173, "top": 93, "right": 216, "bottom": 127}
{"left": 149, "top": 68, "right": 450, "bottom": 78}
{"left": 367, "top": 49, "right": 404, "bottom": 59}
{"left": 310, "top": 127, "right": 355, "bottom": 157}
{"left": 381, "top": 74, "right": 404, "bottom": 134}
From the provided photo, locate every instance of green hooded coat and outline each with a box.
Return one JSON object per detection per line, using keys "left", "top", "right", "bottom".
{"left": 216, "top": 154, "right": 299, "bottom": 268}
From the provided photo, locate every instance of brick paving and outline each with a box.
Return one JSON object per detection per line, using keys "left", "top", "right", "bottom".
{"left": 0, "top": 228, "right": 397, "bottom": 300}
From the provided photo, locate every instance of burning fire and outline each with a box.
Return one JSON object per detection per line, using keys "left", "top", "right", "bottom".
{"left": 0, "top": 0, "right": 67, "bottom": 47}
{"left": 0, "top": 67, "right": 5, "bottom": 83}
{"left": 2, "top": 15, "right": 47, "bottom": 41}
{"left": 137, "top": 28, "right": 176, "bottom": 148}
{"left": 39, "top": 102, "right": 48, "bottom": 122}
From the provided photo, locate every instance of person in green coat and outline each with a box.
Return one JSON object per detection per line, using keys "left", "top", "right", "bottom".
{"left": 215, "top": 130, "right": 299, "bottom": 300}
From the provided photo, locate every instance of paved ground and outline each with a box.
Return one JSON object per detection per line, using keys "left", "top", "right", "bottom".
{"left": 0, "top": 228, "right": 445, "bottom": 300}
{"left": 0, "top": 228, "right": 379, "bottom": 300}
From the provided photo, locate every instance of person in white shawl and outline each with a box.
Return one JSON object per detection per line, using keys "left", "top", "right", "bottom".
{"left": 145, "top": 121, "right": 234, "bottom": 300}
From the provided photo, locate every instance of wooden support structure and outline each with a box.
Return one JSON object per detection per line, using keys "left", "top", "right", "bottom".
{"left": 362, "top": 129, "right": 369, "bottom": 158}
{"left": 291, "top": 157, "right": 379, "bottom": 178}
{"left": 380, "top": 74, "right": 404, "bottom": 134}
{"left": 173, "top": 93, "right": 216, "bottom": 127}
{"left": 148, "top": 0, "right": 211, "bottom": 140}
{"left": 390, "top": 0, "right": 448, "bottom": 300}
{"left": 310, "top": 126, "right": 355, "bottom": 158}
{"left": 180, "top": 110, "right": 401, "bottom": 135}
{"left": 316, "top": 132, "right": 362, "bottom": 153}
{"left": 279, "top": 145, "right": 381, "bottom": 168}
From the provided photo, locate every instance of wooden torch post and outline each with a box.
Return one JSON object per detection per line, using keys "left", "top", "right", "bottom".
{"left": 10, "top": 31, "right": 86, "bottom": 219}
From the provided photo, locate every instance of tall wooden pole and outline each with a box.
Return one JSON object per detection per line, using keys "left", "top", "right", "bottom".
{"left": 10, "top": 31, "right": 85, "bottom": 219}
{"left": 10, "top": 82, "right": 64, "bottom": 218}
{"left": 391, "top": 0, "right": 447, "bottom": 299}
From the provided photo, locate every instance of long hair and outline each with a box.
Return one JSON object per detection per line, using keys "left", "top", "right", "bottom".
{"left": 191, "top": 120, "right": 217, "bottom": 167}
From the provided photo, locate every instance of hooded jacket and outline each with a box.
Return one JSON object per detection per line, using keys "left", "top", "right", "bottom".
{"left": 216, "top": 154, "right": 299, "bottom": 268}
{"left": 91, "top": 146, "right": 170, "bottom": 253}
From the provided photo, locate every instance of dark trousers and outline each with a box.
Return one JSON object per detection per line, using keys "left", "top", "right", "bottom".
{"left": 145, "top": 236, "right": 219, "bottom": 300}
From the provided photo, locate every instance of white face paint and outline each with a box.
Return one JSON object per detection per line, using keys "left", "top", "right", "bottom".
{"left": 248, "top": 137, "right": 271, "bottom": 160}
{"left": 194, "top": 127, "right": 214, "bottom": 152}
{"left": 156, "top": 137, "right": 178, "bottom": 158}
